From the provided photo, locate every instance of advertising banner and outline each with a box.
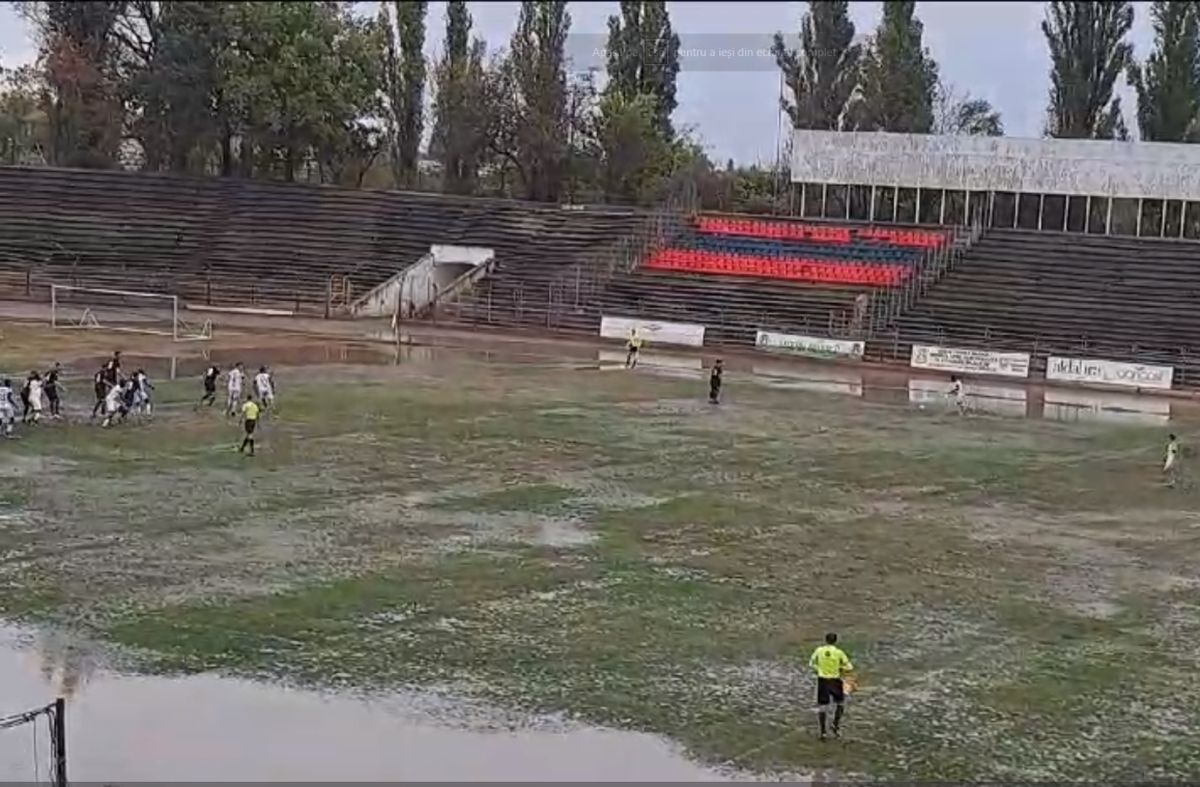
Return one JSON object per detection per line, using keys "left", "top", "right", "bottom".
{"left": 754, "top": 330, "right": 865, "bottom": 360}
{"left": 910, "top": 344, "right": 1030, "bottom": 379}
{"left": 1046, "top": 356, "right": 1173, "bottom": 391}
{"left": 599, "top": 316, "right": 706, "bottom": 348}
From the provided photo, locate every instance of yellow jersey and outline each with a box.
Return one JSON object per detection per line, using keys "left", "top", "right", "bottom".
{"left": 810, "top": 644, "right": 853, "bottom": 679}
{"left": 242, "top": 400, "right": 261, "bottom": 421}
{"left": 627, "top": 334, "right": 644, "bottom": 350}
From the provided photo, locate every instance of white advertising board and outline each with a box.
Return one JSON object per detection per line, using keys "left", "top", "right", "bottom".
{"left": 600, "top": 315, "right": 705, "bottom": 348}
{"left": 1045, "top": 356, "right": 1174, "bottom": 391}
{"left": 754, "top": 330, "right": 864, "bottom": 360}
{"left": 910, "top": 344, "right": 1031, "bottom": 379}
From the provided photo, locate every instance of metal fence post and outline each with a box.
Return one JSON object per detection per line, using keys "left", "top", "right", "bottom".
{"left": 53, "top": 697, "right": 66, "bottom": 787}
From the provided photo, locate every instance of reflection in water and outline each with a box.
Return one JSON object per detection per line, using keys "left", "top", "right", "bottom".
{"left": 597, "top": 349, "right": 703, "bottom": 379}
{"left": 0, "top": 628, "right": 729, "bottom": 781}
{"left": 752, "top": 362, "right": 864, "bottom": 397}
{"left": 1043, "top": 387, "right": 1171, "bottom": 426}
{"left": 908, "top": 378, "right": 1028, "bottom": 417}
{"left": 36, "top": 629, "right": 97, "bottom": 700}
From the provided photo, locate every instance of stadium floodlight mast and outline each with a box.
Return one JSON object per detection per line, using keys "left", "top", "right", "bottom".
{"left": 50, "top": 284, "right": 212, "bottom": 342}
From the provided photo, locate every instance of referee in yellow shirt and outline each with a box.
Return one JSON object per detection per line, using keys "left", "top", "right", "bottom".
{"left": 239, "top": 399, "right": 261, "bottom": 456}
{"left": 624, "top": 329, "right": 643, "bottom": 368}
{"left": 809, "top": 632, "right": 853, "bottom": 740}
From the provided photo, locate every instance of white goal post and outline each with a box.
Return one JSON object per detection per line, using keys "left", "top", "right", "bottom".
{"left": 50, "top": 284, "right": 212, "bottom": 341}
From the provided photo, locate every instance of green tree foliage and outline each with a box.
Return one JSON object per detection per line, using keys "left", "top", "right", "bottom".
{"left": 1128, "top": 1, "right": 1200, "bottom": 142}
{"left": 772, "top": 0, "right": 862, "bottom": 130}
{"left": 0, "top": 65, "right": 49, "bottom": 165}
{"left": 431, "top": 0, "right": 487, "bottom": 195}
{"left": 506, "top": 1, "right": 571, "bottom": 202}
{"left": 1043, "top": 1, "right": 1133, "bottom": 139}
{"left": 381, "top": 1, "right": 427, "bottom": 188}
{"left": 855, "top": 1, "right": 938, "bottom": 133}
{"left": 585, "top": 92, "right": 674, "bottom": 204}
{"left": 120, "top": 2, "right": 233, "bottom": 173}
{"left": 219, "top": 2, "right": 382, "bottom": 182}
{"left": 23, "top": 0, "right": 126, "bottom": 167}
{"left": 933, "top": 81, "right": 1004, "bottom": 136}
{"left": 604, "top": 1, "right": 679, "bottom": 138}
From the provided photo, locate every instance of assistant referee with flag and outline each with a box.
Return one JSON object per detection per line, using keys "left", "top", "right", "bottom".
{"left": 810, "top": 632, "right": 854, "bottom": 740}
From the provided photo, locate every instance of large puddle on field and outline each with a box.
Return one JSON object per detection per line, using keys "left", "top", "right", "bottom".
{"left": 60, "top": 340, "right": 562, "bottom": 382}
{"left": 32, "top": 336, "right": 1191, "bottom": 427}
{"left": 0, "top": 628, "right": 730, "bottom": 781}
{"left": 610, "top": 350, "right": 1186, "bottom": 426}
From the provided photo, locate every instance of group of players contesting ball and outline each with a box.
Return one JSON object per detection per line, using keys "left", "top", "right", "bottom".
{"left": 0, "top": 350, "right": 277, "bottom": 456}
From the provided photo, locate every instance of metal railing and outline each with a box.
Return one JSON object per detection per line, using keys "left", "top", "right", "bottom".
{"left": 864, "top": 216, "right": 985, "bottom": 338}
{"left": 869, "top": 322, "right": 1200, "bottom": 387}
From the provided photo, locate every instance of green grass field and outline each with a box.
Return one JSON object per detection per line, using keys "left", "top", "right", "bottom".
{"left": 2, "top": 340, "right": 1199, "bottom": 779}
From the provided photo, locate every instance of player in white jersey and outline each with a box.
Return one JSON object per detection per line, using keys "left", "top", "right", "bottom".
{"left": 101, "top": 381, "right": 126, "bottom": 428}
{"left": 949, "top": 376, "right": 967, "bottom": 415}
{"left": 254, "top": 366, "right": 275, "bottom": 409}
{"left": 133, "top": 369, "right": 154, "bottom": 417}
{"left": 0, "top": 378, "right": 15, "bottom": 437}
{"left": 226, "top": 362, "right": 245, "bottom": 416}
{"left": 25, "top": 373, "right": 43, "bottom": 424}
{"left": 1164, "top": 433, "right": 1180, "bottom": 488}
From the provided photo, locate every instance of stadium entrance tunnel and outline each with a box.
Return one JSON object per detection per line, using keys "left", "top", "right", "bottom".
{"left": 0, "top": 625, "right": 730, "bottom": 780}
{"left": 351, "top": 245, "right": 495, "bottom": 320}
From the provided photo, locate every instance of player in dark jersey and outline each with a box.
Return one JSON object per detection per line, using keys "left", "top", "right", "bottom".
{"left": 91, "top": 367, "right": 108, "bottom": 419}
{"left": 198, "top": 364, "right": 220, "bottom": 408}
{"left": 708, "top": 359, "right": 724, "bottom": 405}
{"left": 18, "top": 373, "right": 31, "bottom": 422}
{"left": 44, "top": 363, "right": 63, "bottom": 419}
{"left": 120, "top": 378, "right": 137, "bottom": 420}
{"left": 102, "top": 352, "right": 121, "bottom": 387}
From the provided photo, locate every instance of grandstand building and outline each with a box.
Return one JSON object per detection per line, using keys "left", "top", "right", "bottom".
{"left": 4, "top": 128, "right": 1200, "bottom": 388}
{"left": 789, "top": 130, "right": 1200, "bottom": 238}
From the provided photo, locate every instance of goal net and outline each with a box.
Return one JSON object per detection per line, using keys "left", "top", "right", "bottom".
{"left": 0, "top": 698, "right": 66, "bottom": 787}
{"left": 50, "top": 285, "right": 211, "bottom": 341}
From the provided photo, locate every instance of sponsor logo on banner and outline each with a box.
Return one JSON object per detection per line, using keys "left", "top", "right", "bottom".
{"left": 754, "top": 330, "right": 864, "bottom": 360}
{"left": 1046, "top": 356, "right": 1173, "bottom": 391}
{"left": 910, "top": 344, "right": 1030, "bottom": 379}
{"left": 599, "top": 315, "right": 705, "bottom": 347}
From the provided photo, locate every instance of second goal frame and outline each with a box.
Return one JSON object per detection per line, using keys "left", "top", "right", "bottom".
{"left": 49, "top": 284, "right": 212, "bottom": 341}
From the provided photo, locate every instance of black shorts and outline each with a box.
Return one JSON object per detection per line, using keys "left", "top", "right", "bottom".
{"left": 244, "top": 419, "right": 257, "bottom": 435}
{"left": 816, "top": 677, "right": 845, "bottom": 705}
{"left": 204, "top": 381, "right": 216, "bottom": 394}
{"left": 95, "top": 383, "right": 106, "bottom": 400}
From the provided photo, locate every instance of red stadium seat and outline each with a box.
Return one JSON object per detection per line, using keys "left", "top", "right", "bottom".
{"left": 645, "top": 247, "right": 907, "bottom": 287}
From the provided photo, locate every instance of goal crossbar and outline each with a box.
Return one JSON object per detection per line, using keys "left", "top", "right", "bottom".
{"left": 50, "top": 284, "right": 212, "bottom": 341}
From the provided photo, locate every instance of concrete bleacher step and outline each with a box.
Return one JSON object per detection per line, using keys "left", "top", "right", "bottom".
{"left": 891, "top": 227, "right": 1200, "bottom": 377}
{"left": 0, "top": 167, "right": 648, "bottom": 315}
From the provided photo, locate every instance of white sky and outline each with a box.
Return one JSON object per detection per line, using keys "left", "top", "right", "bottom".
{"left": 0, "top": 1, "right": 1157, "bottom": 164}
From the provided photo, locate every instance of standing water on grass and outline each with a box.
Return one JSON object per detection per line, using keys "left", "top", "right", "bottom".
{"left": 0, "top": 627, "right": 731, "bottom": 781}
